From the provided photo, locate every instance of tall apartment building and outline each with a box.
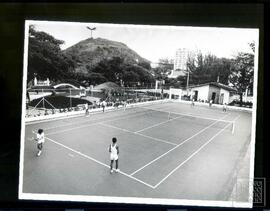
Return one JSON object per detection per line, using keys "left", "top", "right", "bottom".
{"left": 169, "top": 48, "right": 195, "bottom": 78}
{"left": 174, "top": 48, "right": 190, "bottom": 70}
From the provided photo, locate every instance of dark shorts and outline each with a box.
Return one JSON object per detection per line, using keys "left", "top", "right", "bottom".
{"left": 37, "top": 143, "right": 43, "bottom": 150}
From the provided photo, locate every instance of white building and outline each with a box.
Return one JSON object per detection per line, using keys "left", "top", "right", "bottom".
{"left": 174, "top": 48, "right": 189, "bottom": 70}
{"left": 168, "top": 48, "right": 196, "bottom": 78}
{"left": 34, "top": 77, "right": 51, "bottom": 86}
{"left": 186, "top": 82, "right": 237, "bottom": 104}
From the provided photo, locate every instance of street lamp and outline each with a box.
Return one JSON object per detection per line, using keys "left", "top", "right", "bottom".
{"left": 86, "top": 26, "right": 96, "bottom": 39}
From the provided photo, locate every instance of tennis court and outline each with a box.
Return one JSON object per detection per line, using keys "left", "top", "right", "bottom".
{"left": 21, "top": 101, "right": 253, "bottom": 203}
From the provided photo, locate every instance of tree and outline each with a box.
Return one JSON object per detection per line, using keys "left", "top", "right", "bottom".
{"left": 132, "top": 64, "right": 155, "bottom": 84}
{"left": 122, "top": 70, "right": 140, "bottom": 86}
{"left": 138, "top": 60, "right": 151, "bottom": 70}
{"left": 27, "top": 25, "right": 76, "bottom": 83}
{"left": 87, "top": 72, "right": 107, "bottom": 85}
{"left": 186, "top": 52, "right": 233, "bottom": 86}
{"left": 152, "top": 58, "right": 174, "bottom": 80}
{"left": 92, "top": 56, "right": 124, "bottom": 84}
{"left": 92, "top": 56, "right": 154, "bottom": 87}
{"left": 229, "top": 42, "right": 255, "bottom": 106}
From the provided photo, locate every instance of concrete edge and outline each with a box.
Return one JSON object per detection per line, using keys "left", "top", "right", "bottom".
{"left": 175, "top": 100, "right": 253, "bottom": 113}
{"left": 25, "top": 99, "right": 171, "bottom": 124}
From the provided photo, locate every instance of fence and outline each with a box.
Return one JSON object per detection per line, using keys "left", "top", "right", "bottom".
{"left": 25, "top": 87, "right": 170, "bottom": 118}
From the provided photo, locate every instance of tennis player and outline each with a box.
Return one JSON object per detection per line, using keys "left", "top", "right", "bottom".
{"left": 109, "top": 137, "right": 119, "bottom": 173}
{"left": 223, "top": 103, "right": 227, "bottom": 112}
{"left": 191, "top": 99, "right": 195, "bottom": 107}
{"left": 35, "top": 129, "right": 45, "bottom": 157}
{"left": 101, "top": 100, "right": 106, "bottom": 113}
{"left": 123, "top": 101, "right": 127, "bottom": 111}
{"left": 85, "top": 103, "right": 89, "bottom": 116}
{"left": 209, "top": 99, "right": 213, "bottom": 107}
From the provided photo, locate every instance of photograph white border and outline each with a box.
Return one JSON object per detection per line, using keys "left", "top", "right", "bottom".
{"left": 18, "top": 20, "right": 260, "bottom": 208}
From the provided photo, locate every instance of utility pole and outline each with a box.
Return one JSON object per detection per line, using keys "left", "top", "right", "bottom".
{"left": 186, "top": 70, "right": 190, "bottom": 96}
{"left": 86, "top": 26, "right": 96, "bottom": 38}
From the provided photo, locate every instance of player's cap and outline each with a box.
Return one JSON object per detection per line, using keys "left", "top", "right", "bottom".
{"left": 112, "top": 137, "right": 117, "bottom": 143}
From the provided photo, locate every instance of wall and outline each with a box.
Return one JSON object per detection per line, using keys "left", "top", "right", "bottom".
{"left": 219, "top": 88, "right": 230, "bottom": 104}
{"left": 28, "top": 92, "right": 52, "bottom": 101}
{"left": 174, "top": 100, "right": 252, "bottom": 113}
{"left": 208, "top": 85, "right": 221, "bottom": 103}
{"left": 190, "top": 85, "right": 209, "bottom": 102}
{"left": 169, "top": 88, "right": 182, "bottom": 100}
{"left": 25, "top": 99, "right": 171, "bottom": 123}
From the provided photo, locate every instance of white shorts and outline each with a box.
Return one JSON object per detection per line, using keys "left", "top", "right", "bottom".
{"left": 110, "top": 154, "right": 118, "bottom": 161}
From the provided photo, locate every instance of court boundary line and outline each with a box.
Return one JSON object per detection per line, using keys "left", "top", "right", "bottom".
{"left": 44, "top": 109, "right": 159, "bottom": 136}
{"left": 30, "top": 108, "right": 155, "bottom": 132}
{"left": 140, "top": 107, "right": 234, "bottom": 124}
{"left": 153, "top": 114, "right": 241, "bottom": 189}
{"left": 130, "top": 113, "right": 231, "bottom": 176}
{"left": 99, "top": 122, "right": 178, "bottom": 146}
{"left": 25, "top": 100, "right": 172, "bottom": 126}
{"left": 45, "top": 136, "right": 155, "bottom": 189}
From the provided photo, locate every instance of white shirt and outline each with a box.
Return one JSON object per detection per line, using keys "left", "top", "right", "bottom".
{"left": 36, "top": 132, "right": 45, "bottom": 144}
{"left": 110, "top": 144, "right": 118, "bottom": 156}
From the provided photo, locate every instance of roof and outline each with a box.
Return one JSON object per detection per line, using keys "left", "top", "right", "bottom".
{"left": 168, "top": 69, "right": 186, "bottom": 78}
{"left": 93, "top": 82, "right": 120, "bottom": 90}
{"left": 28, "top": 85, "right": 55, "bottom": 90}
{"left": 189, "top": 82, "right": 237, "bottom": 92}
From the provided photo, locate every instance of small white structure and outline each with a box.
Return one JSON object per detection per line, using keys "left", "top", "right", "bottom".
{"left": 169, "top": 88, "right": 182, "bottom": 101}
{"left": 53, "top": 83, "right": 79, "bottom": 89}
{"left": 187, "top": 82, "right": 237, "bottom": 104}
{"left": 168, "top": 69, "right": 185, "bottom": 78}
{"left": 34, "top": 77, "right": 51, "bottom": 86}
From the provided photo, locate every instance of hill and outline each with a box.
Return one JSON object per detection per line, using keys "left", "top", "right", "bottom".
{"left": 63, "top": 37, "right": 150, "bottom": 74}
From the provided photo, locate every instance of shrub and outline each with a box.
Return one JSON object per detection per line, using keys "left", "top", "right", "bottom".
{"left": 228, "top": 100, "right": 253, "bottom": 107}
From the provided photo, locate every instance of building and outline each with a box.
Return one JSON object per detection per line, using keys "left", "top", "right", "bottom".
{"left": 186, "top": 82, "right": 237, "bottom": 104}
{"left": 34, "top": 77, "right": 50, "bottom": 86}
{"left": 168, "top": 48, "right": 196, "bottom": 78}
{"left": 174, "top": 48, "right": 190, "bottom": 70}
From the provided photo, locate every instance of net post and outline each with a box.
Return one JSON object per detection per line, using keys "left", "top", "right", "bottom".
{"left": 69, "top": 88, "right": 72, "bottom": 108}
{"left": 232, "top": 121, "right": 235, "bottom": 134}
{"left": 42, "top": 89, "right": 45, "bottom": 111}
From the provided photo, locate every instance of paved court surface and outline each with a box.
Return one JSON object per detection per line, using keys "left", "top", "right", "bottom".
{"left": 21, "top": 101, "right": 253, "bottom": 204}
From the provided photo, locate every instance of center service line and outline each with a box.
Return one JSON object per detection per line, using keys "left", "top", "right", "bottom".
{"left": 130, "top": 113, "right": 231, "bottom": 176}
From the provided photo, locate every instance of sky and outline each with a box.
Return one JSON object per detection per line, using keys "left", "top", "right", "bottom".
{"left": 28, "top": 20, "right": 259, "bottom": 64}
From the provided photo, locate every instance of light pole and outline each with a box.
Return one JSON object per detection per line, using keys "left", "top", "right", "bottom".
{"left": 186, "top": 70, "right": 190, "bottom": 96}
{"left": 86, "top": 26, "right": 96, "bottom": 38}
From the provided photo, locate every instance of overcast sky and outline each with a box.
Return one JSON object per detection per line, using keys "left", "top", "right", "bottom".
{"left": 29, "top": 21, "right": 259, "bottom": 64}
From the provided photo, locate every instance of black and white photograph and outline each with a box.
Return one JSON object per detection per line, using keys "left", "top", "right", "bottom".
{"left": 19, "top": 20, "right": 259, "bottom": 208}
